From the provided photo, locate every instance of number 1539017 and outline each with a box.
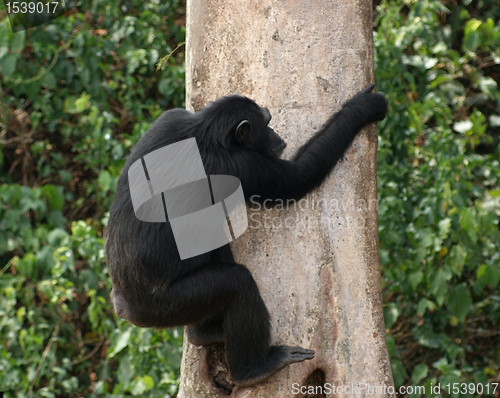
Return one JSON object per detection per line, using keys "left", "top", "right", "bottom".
{"left": 5, "top": 2, "right": 59, "bottom": 14}
{"left": 444, "top": 383, "right": 498, "bottom": 396}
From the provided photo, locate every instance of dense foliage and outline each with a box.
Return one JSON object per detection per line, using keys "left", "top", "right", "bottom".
{"left": 0, "top": 0, "right": 185, "bottom": 396}
{"left": 0, "top": 0, "right": 498, "bottom": 397}
{"left": 375, "top": 0, "right": 500, "bottom": 396}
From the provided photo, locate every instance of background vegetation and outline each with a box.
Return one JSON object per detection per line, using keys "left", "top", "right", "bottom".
{"left": 0, "top": 0, "right": 185, "bottom": 396}
{"left": 375, "top": 1, "right": 500, "bottom": 396}
{"left": 0, "top": 0, "right": 498, "bottom": 396}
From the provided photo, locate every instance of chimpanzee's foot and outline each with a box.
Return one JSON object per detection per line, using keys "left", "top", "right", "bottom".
{"left": 232, "top": 345, "right": 315, "bottom": 387}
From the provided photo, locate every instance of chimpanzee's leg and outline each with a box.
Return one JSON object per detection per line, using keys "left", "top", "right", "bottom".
{"left": 186, "top": 317, "right": 224, "bottom": 346}
{"left": 113, "top": 262, "right": 314, "bottom": 386}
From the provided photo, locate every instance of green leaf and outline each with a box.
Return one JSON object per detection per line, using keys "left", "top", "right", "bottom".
{"left": 478, "top": 76, "right": 498, "bottom": 99}
{"left": 143, "top": 375, "right": 155, "bottom": 390}
{"left": 448, "top": 245, "right": 467, "bottom": 276}
{"left": 110, "top": 329, "right": 131, "bottom": 358}
{"left": 17, "top": 253, "right": 38, "bottom": 279}
{"left": 131, "top": 377, "right": 147, "bottom": 396}
{"left": 58, "top": 170, "right": 73, "bottom": 183}
{"left": 411, "top": 364, "right": 428, "bottom": 384}
{"left": 47, "top": 211, "right": 67, "bottom": 228}
{"left": 409, "top": 271, "right": 424, "bottom": 291}
{"left": 126, "top": 49, "right": 147, "bottom": 74}
{"left": 463, "top": 19, "right": 482, "bottom": 52}
{"left": 117, "top": 355, "right": 133, "bottom": 387}
{"left": 0, "top": 19, "right": 12, "bottom": 49}
{"left": 63, "top": 93, "right": 91, "bottom": 114}
{"left": 453, "top": 120, "right": 473, "bottom": 134}
{"left": 53, "top": 247, "right": 75, "bottom": 275}
{"left": 484, "top": 265, "right": 500, "bottom": 288}
{"left": 10, "top": 31, "right": 25, "bottom": 53}
{"left": 42, "top": 185, "right": 65, "bottom": 211}
{"left": 98, "top": 170, "right": 112, "bottom": 192}
{"left": 47, "top": 228, "right": 69, "bottom": 246}
{"left": 41, "top": 72, "right": 57, "bottom": 89}
{"left": 391, "top": 360, "right": 407, "bottom": 389}
{"left": 447, "top": 284, "right": 472, "bottom": 323}
{"left": 463, "top": 30, "right": 481, "bottom": 52}
{"left": 428, "top": 74, "right": 453, "bottom": 89}
{"left": 476, "top": 264, "right": 500, "bottom": 291}
{"left": 384, "top": 303, "right": 400, "bottom": 328}
{"left": 25, "top": 80, "right": 41, "bottom": 100}
{"left": 417, "top": 298, "right": 436, "bottom": 317}
{"left": 432, "top": 357, "right": 449, "bottom": 372}
{"left": 460, "top": 208, "right": 478, "bottom": 243}
{"left": 0, "top": 53, "right": 17, "bottom": 77}
{"left": 416, "top": 228, "right": 435, "bottom": 261}
{"left": 417, "top": 328, "right": 443, "bottom": 349}
{"left": 437, "top": 218, "right": 451, "bottom": 239}
{"left": 476, "top": 264, "right": 488, "bottom": 279}
{"left": 429, "top": 267, "right": 452, "bottom": 304}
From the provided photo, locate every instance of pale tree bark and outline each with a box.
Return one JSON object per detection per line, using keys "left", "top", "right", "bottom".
{"left": 178, "top": 0, "right": 395, "bottom": 397}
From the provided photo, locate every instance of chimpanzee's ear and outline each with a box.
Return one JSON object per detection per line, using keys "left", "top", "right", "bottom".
{"left": 235, "top": 120, "right": 250, "bottom": 144}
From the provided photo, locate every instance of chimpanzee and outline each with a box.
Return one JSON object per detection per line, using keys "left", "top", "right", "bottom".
{"left": 106, "top": 84, "right": 388, "bottom": 387}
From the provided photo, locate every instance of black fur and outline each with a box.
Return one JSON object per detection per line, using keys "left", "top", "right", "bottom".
{"left": 106, "top": 84, "right": 388, "bottom": 386}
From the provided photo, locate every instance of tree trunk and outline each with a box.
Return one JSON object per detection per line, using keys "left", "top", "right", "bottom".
{"left": 178, "top": 0, "right": 395, "bottom": 397}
